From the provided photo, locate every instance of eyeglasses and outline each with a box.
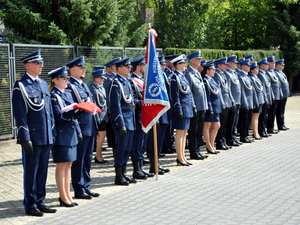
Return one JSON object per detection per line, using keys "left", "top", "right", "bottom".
{"left": 30, "top": 62, "right": 44, "bottom": 66}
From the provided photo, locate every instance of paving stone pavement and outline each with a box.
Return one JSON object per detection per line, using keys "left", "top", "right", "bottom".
{"left": 1, "top": 95, "right": 300, "bottom": 225}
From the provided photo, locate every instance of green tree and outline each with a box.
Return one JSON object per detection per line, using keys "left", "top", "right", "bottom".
{"left": 0, "top": 0, "right": 118, "bottom": 46}
{"left": 266, "top": 1, "right": 300, "bottom": 90}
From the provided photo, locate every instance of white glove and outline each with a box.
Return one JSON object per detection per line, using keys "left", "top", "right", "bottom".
{"left": 60, "top": 103, "right": 77, "bottom": 113}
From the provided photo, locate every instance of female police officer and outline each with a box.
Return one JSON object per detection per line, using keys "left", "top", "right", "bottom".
{"left": 49, "top": 66, "right": 82, "bottom": 207}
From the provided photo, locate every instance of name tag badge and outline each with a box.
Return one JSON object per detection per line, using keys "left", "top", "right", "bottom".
{"left": 34, "top": 98, "right": 38, "bottom": 103}
{"left": 82, "top": 99, "right": 85, "bottom": 102}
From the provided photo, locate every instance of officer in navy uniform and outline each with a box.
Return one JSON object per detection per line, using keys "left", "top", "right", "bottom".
{"left": 266, "top": 56, "right": 282, "bottom": 134}
{"left": 257, "top": 58, "right": 273, "bottom": 137}
{"left": 147, "top": 55, "right": 171, "bottom": 175}
{"left": 66, "top": 57, "right": 100, "bottom": 199}
{"left": 109, "top": 58, "right": 137, "bottom": 185}
{"left": 275, "top": 59, "right": 290, "bottom": 131}
{"left": 244, "top": 54, "right": 255, "bottom": 64}
{"left": 12, "top": 50, "right": 57, "bottom": 216}
{"left": 185, "top": 51, "right": 208, "bottom": 160}
{"left": 103, "top": 58, "right": 121, "bottom": 151}
{"left": 224, "top": 55, "right": 242, "bottom": 146}
{"left": 197, "top": 60, "right": 206, "bottom": 74}
{"left": 89, "top": 66, "right": 109, "bottom": 164}
{"left": 213, "top": 57, "right": 236, "bottom": 150}
{"left": 49, "top": 66, "right": 82, "bottom": 207}
{"left": 238, "top": 59, "right": 258, "bottom": 143}
{"left": 161, "top": 55, "right": 178, "bottom": 154}
{"left": 127, "top": 56, "right": 154, "bottom": 179}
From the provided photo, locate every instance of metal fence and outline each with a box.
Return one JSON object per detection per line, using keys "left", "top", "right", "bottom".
{"left": 0, "top": 44, "right": 164, "bottom": 140}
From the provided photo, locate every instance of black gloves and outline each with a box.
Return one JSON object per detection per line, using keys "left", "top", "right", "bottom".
{"left": 231, "top": 102, "right": 236, "bottom": 112}
{"left": 193, "top": 108, "right": 197, "bottom": 118}
{"left": 244, "top": 107, "right": 249, "bottom": 112}
{"left": 51, "top": 137, "right": 56, "bottom": 149}
{"left": 119, "top": 126, "right": 127, "bottom": 136}
{"left": 22, "top": 141, "right": 33, "bottom": 155}
{"left": 221, "top": 105, "right": 225, "bottom": 114}
{"left": 75, "top": 109, "right": 84, "bottom": 116}
{"left": 77, "top": 133, "right": 83, "bottom": 145}
{"left": 255, "top": 104, "right": 259, "bottom": 109}
{"left": 176, "top": 112, "right": 183, "bottom": 120}
{"left": 209, "top": 111, "right": 214, "bottom": 118}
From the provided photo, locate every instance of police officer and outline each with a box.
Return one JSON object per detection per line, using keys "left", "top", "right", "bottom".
{"left": 224, "top": 55, "right": 242, "bottom": 146}
{"left": 197, "top": 60, "right": 206, "bottom": 74}
{"left": 49, "top": 66, "right": 82, "bottom": 207}
{"left": 12, "top": 50, "right": 57, "bottom": 216}
{"left": 275, "top": 59, "right": 290, "bottom": 131}
{"left": 66, "top": 56, "right": 100, "bottom": 199}
{"left": 238, "top": 59, "right": 257, "bottom": 143}
{"left": 257, "top": 58, "right": 273, "bottom": 137}
{"left": 162, "top": 55, "right": 178, "bottom": 154}
{"left": 245, "top": 54, "right": 254, "bottom": 64}
{"left": 170, "top": 54, "right": 196, "bottom": 166}
{"left": 266, "top": 56, "right": 282, "bottom": 134}
{"left": 109, "top": 58, "right": 136, "bottom": 185}
{"left": 128, "top": 56, "right": 153, "bottom": 179}
{"left": 89, "top": 66, "right": 109, "bottom": 164}
{"left": 213, "top": 57, "right": 235, "bottom": 150}
{"left": 185, "top": 51, "right": 208, "bottom": 160}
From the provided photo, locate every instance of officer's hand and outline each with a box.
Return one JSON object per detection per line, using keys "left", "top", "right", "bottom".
{"left": 176, "top": 112, "right": 183, "bottom": 120}
{"left": 75, "top": 109, "right": 84, "bottom": 116}
{"left": 244, "top": 107, "right": 249, "bottom": 112}
{"left": 22, "top": 141, "right": 33, "bottom": 155}
{"left": 51, "top": 137, "right": 56, "bottom": 149}
{"left": 221, "top": 105, "right": 225, "bottom": 114}
{"left": 209, "top": 111, "right": 214, "bottom": 118}
{"left": 255, "top": 104, "right": 259, "bottom": 109}
{"left": 119, "top": 126, "right": 127, "bottom": 136}
{"left": 97, "top": 120, "right": 102, "bottom": 128}
{"left": 193, "top": 108, "right": 197, "bottom": 118}
{"left": 77, "top": 133, "right": 83, "bottom": 145}
{"left": 156, "top": 121, "right": 160, "bottom": 128}
{"left": 231, "top": 102, "right": 236, "bottom": 112}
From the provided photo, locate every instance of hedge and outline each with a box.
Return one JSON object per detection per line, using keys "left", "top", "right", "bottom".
{"left": 164, "top": 48, "right": 283, "bottom": 62}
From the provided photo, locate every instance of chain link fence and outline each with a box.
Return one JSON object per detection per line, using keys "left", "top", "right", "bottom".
{"left": 0, "top": 44, "right": 164, "bottom": 140}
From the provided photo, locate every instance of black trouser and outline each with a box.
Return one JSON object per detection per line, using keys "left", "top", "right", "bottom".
{"left": 196, "top": 111, "right": 205, "bottom": 148}
{"left": 267, "top": 100, "right": 278, "bottom": 132}
{"left": 106, "top": 118, "right": 115, "bottom": 148}
{"left": 276, "top": 98, "right": 287, "bottom": 129}
{"left": 226, "top": 104, "right": 240, "bottom": 143}
{"left": 216, "top": 107, "right": 229, "bottom": 144}
{"left": 258, "top": 103, "right": 270, "bottom": 135}
{"left": 239, "top": 108, "right": 253, "bottom": 139}
{"left": 188, "top": 110, "right": 205, "bottom": 154}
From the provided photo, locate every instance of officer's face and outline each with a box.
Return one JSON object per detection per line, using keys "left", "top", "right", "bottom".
{"left": 190, "top": 58, "right": 201, "bottom": 68}
{"left": 54, "top": 77, "right": 68, "bottom": 90}
{"left": 94, "top": 76, "right": 104, "bottom": 85}
{"left": 251, "top": 67, "right": 259, "bottom": 75}
{"left": 197, "top": 66, "right": 203, "bottom": 73}
{"left": 276, "top": 64, "right": 284, "bottom": 71}
{"left": 228, "top": 62, "right": 237, "bottom": 70}
{"left": 160, "top": 64, "right": 166, "bottom": 71}
{"left": 175, "top": 63, "right": 186, "bottom": 72}
{"left": 118, "top": 66, "right": 131, "bottom": 77}
{"left": 111, "top": 64, "right": 117, "bottom": 73}
{"left": 71, "top": 66, "right": 86, "bottom": 80}
{"left": 217, "top": 63, "right": 227, "bottom": 72}
{"left": 140, "top": 64, "right": 146, "bottom": 74}
{"left": 242, "top": 65, "right": 250, "bottom": 73}
{"left": 269, "top": 61, "right": 275, "bottom": 69}
{"left": 206, "top": 68, "right": 216, "bottom": 77}
{"left": 26, "top": 61, "right": 43, "bottom": 77}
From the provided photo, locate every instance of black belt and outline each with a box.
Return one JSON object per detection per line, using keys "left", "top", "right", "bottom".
{"left": 121, "top": 105, "right": 136, "bottom": 110}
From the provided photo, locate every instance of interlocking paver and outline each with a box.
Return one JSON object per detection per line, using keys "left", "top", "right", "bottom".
{"left": 0, "top": 96, "right": 300, "bottom": 224}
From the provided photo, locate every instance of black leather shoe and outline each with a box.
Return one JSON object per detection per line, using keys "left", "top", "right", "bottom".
{"left": 159, "top": 153, "right": 165, "bottom": 158}
{"left": 190, "top": 153, "right": 205, "bottom": 160}
{"left": 158, "top": 165, "right": 170, "bottom": 173}
{"left": 227, "top": 141, "right": 240, "bottom": 147}
{"left": 206, "top": 148, "right": 219, "bottom": 154}
{"left": 224, "top": 143, "right": 232, "bottom": 149}
{"left": 268, "top": 129, "right": 279, "bottom": 134}
{"left": 86, "top": 190, "right": 100, "bottom": 197}
{"left": 252, "top": 135, "right": 263, "bottom": 140}
{"left": 240, "top": 137, "right": 252, "bottom": 143}
{"left": 75, "top": 193, "right": 92, "bottom": 199}
{"left": 279, "top": 126, "right": 289, "bottom": 131}
{"left": 283, "top": 126, "right": 290, "bottom": 130}
{"left": 260, "top": 132, "right": 269, "bottom": 137}
{"left": 37, "top": 205, "right": 57, "bottom": 213}
{"left": 234, "top": 139, "right": 243, "bottom": 145}
{"left": 94, "top": 157, "right": 108, "bottom": 164}
{"left": 161, "top": 148, "right": 174, "bottom": 154}
{"left": 216, "top": 143, "right": 230, "bottom": 150}
{"left": 26, "top": 208, "right": 43, "bottom": 217}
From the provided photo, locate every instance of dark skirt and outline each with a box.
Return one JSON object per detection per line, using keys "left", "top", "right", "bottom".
{"left": 98, "top": 121, "right": 107, "bottom": 131}
{"left": 253, "top": 104, "right": 262, "bottom": 113}
{"left": 52, "top": 145, "right": 77, "bottom": 163}
{"left": 204, "top": 112, "right": 220, "bottom": 122}
{"left": 172, "top": 117, "right": 190, "bottom": 130}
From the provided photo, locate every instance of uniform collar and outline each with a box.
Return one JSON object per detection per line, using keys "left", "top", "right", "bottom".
{"left": 26, "top": 72, "right": 40, "bottom": 83}
{"left": 259, "top": 69, "right": 266, "bottom": 74}
{"left": 226, "top": 67, "right": 234, "bottom": 73}
{"left": 240, "top": 70, "right": 248, "bottom": 76}
{"left": 53, "top": 86, "right": 64, "bottom": 95}
{"left": 70, "top": 76, "right": 82, "bottom": 85}
{"left": 116, "top": 73, "right": 125, "bottom": 82}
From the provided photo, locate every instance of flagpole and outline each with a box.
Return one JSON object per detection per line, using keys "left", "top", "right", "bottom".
{"left": 153, "top": 123, "right": 159, "bottom": 180}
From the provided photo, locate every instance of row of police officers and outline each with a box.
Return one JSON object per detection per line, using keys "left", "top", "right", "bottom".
{"left": 12, "top": 50, "right": 290, "bottom": 217}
